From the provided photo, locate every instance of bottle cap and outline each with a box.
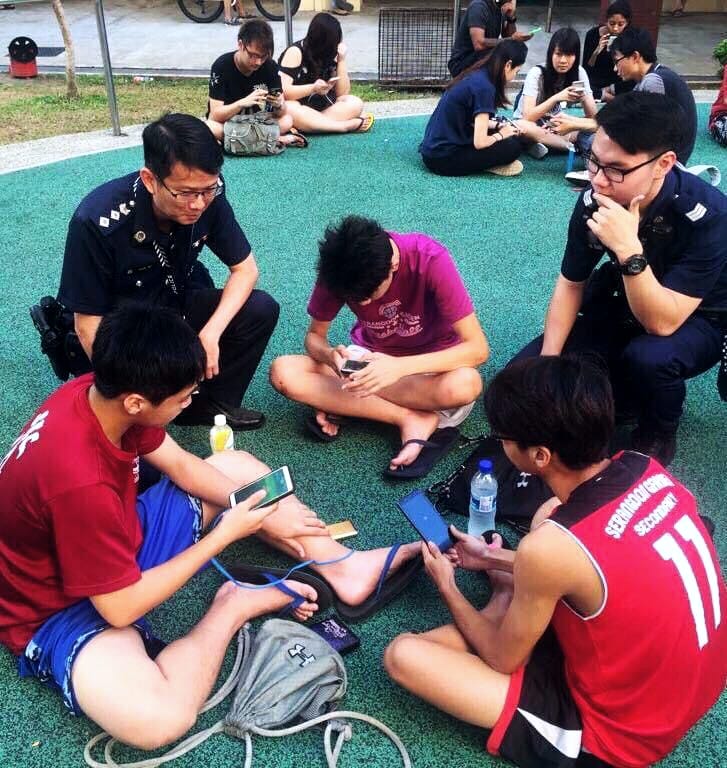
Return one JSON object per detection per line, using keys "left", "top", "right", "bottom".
{"left": 214, "top": 414, "right": 227, "bottom": 427}
{"left": 479, "top": 459, "right": 493, "bottom": 473}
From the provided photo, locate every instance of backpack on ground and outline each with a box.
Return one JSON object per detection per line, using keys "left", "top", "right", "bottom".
{"left": 84, "top": 618, "right": 411, "bottom": 768}
{"left": 223, "top": 113, "right": 284, "bottom": 156}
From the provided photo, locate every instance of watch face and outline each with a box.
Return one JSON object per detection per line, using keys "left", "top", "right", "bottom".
{"left": 624, "top": 255, "right": 647, "bottom": 275}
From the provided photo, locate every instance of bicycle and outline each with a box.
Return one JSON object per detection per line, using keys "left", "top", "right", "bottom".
{"left": 177, "top": 0, "right": 302, "bottom": 24}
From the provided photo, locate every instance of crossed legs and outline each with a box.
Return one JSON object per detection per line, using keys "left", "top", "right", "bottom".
{"left": 285, "top": 96, "right": 368, "bottom": 134}
{"left": 72, "top": 450, "right": 418, "bottom": 749}
{"left": 270, "top": 354, "right": 482, "bottom": 469}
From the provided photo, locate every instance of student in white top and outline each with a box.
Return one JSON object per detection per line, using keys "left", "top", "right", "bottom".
{"left": 513, "top": 27, "right": 598, "bottom": 158}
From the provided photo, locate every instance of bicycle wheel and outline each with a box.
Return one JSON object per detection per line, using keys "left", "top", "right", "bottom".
{"left": 177, "top": 0, "right": 224, "bottom": 23}
{"left": 252, "top": 0, "right": 301, "bottom": 22}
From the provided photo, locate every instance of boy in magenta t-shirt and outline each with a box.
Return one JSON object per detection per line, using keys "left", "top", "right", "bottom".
{"left": 270, "top": 216, "right": 489, "bottom": 477}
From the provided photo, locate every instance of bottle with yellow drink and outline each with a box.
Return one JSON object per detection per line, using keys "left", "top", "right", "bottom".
{"left": 209, "top": 414, "right": 234, "bottom": 453}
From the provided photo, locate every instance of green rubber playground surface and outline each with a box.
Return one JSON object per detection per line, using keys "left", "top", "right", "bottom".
{"left": 0, "top": 107, "right": 725, "bottom": 767}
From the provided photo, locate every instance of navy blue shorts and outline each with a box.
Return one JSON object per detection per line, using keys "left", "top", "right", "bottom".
{"left": 17, "top": 478, "right": 203, "bottom": 715}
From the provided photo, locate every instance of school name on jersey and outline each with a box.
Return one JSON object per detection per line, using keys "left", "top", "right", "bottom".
{"left": 604, "top": 473, "right": 676, "bottom": 540}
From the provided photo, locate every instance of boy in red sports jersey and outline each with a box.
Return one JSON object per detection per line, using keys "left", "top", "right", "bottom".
{"left": 385, "top": 355, "right": 726, "bottom": 768}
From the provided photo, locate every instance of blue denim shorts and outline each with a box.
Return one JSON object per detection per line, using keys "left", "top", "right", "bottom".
{"left": 18, "top": 477, "right": 203, "bottom": 715}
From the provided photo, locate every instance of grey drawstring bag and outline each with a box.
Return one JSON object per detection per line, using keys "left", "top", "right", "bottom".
{"left": 84, "top": 619, "right": 411, "bottom": 768}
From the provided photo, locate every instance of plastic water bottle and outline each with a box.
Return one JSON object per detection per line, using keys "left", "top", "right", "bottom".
{"left": 566, "top": 143, "right": 577, "bottom": 173}
{"left": 468, "top": 459, "right": 498, "bottom": 537}
{"left": 209, "top": 414, "right": 234, "bottom": 453}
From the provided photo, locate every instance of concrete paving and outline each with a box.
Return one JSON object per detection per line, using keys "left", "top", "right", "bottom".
{"left": 1, "top": 0, "right": 724, "bottom": 79}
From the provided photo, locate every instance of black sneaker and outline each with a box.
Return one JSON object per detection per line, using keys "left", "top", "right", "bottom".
{"left": 174, "top": 397, "right": 265, "bottom": 431}
{"left": 631, "top": 428, "right": 677, "bottom": 467}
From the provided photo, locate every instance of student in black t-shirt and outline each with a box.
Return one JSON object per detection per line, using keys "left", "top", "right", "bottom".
{"left": 278, "top": 12, "right": 373, "bottom": 134}
{"left": 582, "top": 0, "right": 633, "bottom": 101}
{"left": 206, "top": 20, "right": 305, "bottom": 148}
{"left": 448, "top": 0, "right": 532, "bottom": 78}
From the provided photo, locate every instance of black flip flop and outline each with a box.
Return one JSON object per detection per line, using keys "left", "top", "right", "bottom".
{"left": 225, "top": 563, "right": 334, "bottom": 615}
{"left": 383, "top": 427, "right": 461, "bottom": 480}
{"left": 286, "top": 128, "right": 309, "bottom": 148}
{"left": 304, "top": 413, "right": 346, "bottom": 442}
{"left": 299, "top": 544, "right": 423, "bottom": 623}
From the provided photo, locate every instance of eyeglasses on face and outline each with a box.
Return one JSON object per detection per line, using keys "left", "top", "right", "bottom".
{"left": 159, "top": 178, "right": 221, "bottom": 202}
{"left": 584, "top": 151, "right": 664, "bottom": 183}
{"left": 242, "top": 44, "right": 269, "bottom": 62}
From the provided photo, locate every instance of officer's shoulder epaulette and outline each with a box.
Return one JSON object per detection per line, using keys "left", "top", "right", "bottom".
{"left": 75, "top": 178, "right": 138, "bottom": 238}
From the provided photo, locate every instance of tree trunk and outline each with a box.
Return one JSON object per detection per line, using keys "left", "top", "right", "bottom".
{"left": 50, "top": 0, "right": 79, "bottom": 99}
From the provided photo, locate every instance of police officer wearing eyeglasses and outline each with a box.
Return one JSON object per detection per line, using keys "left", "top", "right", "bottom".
{"left": 57, "top": 112, "right": 279, "bottom": 430}
{"left": 512, "top": 92, "right": 727, "bottom": 466}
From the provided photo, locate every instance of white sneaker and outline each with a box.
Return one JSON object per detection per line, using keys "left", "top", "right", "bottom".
{"left": 565, "top": 169, "right": 590, "bottom": 186}
{"left": 686, "top": 164, "right": 721, "bottom": 187}
{"left": 527, "top": 142, "right": 549, "bottom": 159}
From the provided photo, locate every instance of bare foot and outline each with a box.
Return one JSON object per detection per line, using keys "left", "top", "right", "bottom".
{"left": 316, "top": 542, "right": 421, "bottom": 606}
{"left": 214, "top": 579, "right": 318, "bottom": 625}
{"left": 316, "top": 410, "right": 340, "bottom": 438}
{"left": 388, "top": 411, "right": 440, "bottom": 471}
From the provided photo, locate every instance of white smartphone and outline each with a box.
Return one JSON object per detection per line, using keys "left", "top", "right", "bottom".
{"left": 572, "top": 80, "right": 585, "bottom": 92}
{"left": 229, "top": 466, "right": 294, "bottom": 510}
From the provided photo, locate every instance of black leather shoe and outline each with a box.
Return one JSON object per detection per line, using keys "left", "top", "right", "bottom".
{"left": 174, "top": 397, "right": 265, "bottom": 430}
{"left": 631, "top": 428, "right": 677, "bottom": 467}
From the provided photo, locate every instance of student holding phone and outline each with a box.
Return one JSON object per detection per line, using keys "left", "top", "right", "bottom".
{"left": 513, "top": 27, "right": 598, "bottom": 158}
{"left": 582, "top": 0, "right": 633, "bottom": 101}
{"left": 270, "top": 215, "right": 489, "bottom": 478}
{"left": 0, "top": 303, "right": 422, "bottom": 752}
{"left": 385, "top": 356, "right": 726, "bottom": 768}
{"left": 278, "top": 13, "right": 374, "bottom": 135}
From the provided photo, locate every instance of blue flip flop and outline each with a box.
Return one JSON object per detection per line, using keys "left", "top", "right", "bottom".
{"left": 321, "top": 543, "right": 423, "bottom": 622}
{"left": 225, "top": 564, "right": 334, "bottom": 617}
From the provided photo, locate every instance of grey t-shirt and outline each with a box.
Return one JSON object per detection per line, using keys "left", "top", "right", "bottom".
{"left": 634, "top": 63, "right": 697, "bottom": 164}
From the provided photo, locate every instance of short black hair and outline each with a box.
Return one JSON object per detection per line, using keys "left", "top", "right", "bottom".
{"left": 317, "top": 216, "right": 394, "bottom": 303}
{"left": 142, "top": 113, "right": 223, "bottom": 181}
{"left": 484, "top": 356, "right": 614, "bottom": 470}
{"left": 238, "top": 18, "right": 274, "bottom": 56}
{"left": 92, "top": 303, "right": 206, "bottom": 405}
{"left": 595, "top": 90, "right": 685, "bottom": 156}
{"left": 610, "top": 27, "right": 656, "bottom": 63}
{"left": 606, "top": 0, "right": 632, "bottom": 21}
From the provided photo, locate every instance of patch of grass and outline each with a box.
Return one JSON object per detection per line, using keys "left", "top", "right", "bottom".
{"left": 0, "top": 74, "right": 435, "bottom": 144}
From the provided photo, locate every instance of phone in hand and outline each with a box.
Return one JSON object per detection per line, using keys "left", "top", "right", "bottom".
{"left": 397, "top": 490, "right": 453, "bottom": 552}
{"left": 571, "top": 80, "right": 585, "bottom": 94}
{"left": 340, "top": 359, "right": 369, "bottom": 377}
{"left": 229, "top": 466, "right": 294, "bottom": 510}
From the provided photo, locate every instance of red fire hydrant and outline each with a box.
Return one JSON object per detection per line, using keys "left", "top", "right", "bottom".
{"left": 8, "top": 36, "right": 38, "bottom": 78}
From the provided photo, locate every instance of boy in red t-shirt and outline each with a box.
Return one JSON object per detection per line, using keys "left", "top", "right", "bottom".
{"left": 385, "top": 356, "right": 726, "bottom": 768}
{"left": 270, "top": 215, "right": 490, "bottom": 479}
{"left": 0, "top": 304, "right": 419, "bottom": 751}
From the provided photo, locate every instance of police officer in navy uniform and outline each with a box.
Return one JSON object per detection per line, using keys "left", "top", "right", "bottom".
{"left": 512, "top": 92, "right": 727, "bottom": 466}
{"left": 58, "top": 113, "right": 278, "bottom": 430}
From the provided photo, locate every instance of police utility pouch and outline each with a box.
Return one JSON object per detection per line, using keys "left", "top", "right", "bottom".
{"left": 30, "top": 296, "right": 92, "bottom": 381}
{"left": 223, "top": 113, "right": 284, "bottom": 156}
{"left": 427, "top": 435, "right": 554, "bottom": 535}
{"left": 84, "top": 619, "right": 411, "bottom": 767}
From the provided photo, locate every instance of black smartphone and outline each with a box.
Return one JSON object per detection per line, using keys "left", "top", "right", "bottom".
{"left": 229, "top": 466, "right": 294, "bottom": 510}
{"left": 340, "top": 359, "right": 369, "bottom": 377}
{"left": 397, "top": 489, "right": 453, "bottom": 551}
{"left": 309, "top": 616, "right": 360, "bottom": 654}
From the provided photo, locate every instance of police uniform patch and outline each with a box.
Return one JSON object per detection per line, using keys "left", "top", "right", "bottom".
{"left": 99, "top": 216, "right": 110, "bottom": 228}
{"left": 685, "top": 203, "right": 707, "bottom": 223}
{"left": 110, "top": 210, "right": 120, "bottom": 221}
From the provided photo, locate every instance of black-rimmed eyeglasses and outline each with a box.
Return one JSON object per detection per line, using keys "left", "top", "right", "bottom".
{"left": 584, "top": 151, "right": 665, "bottom": 183}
